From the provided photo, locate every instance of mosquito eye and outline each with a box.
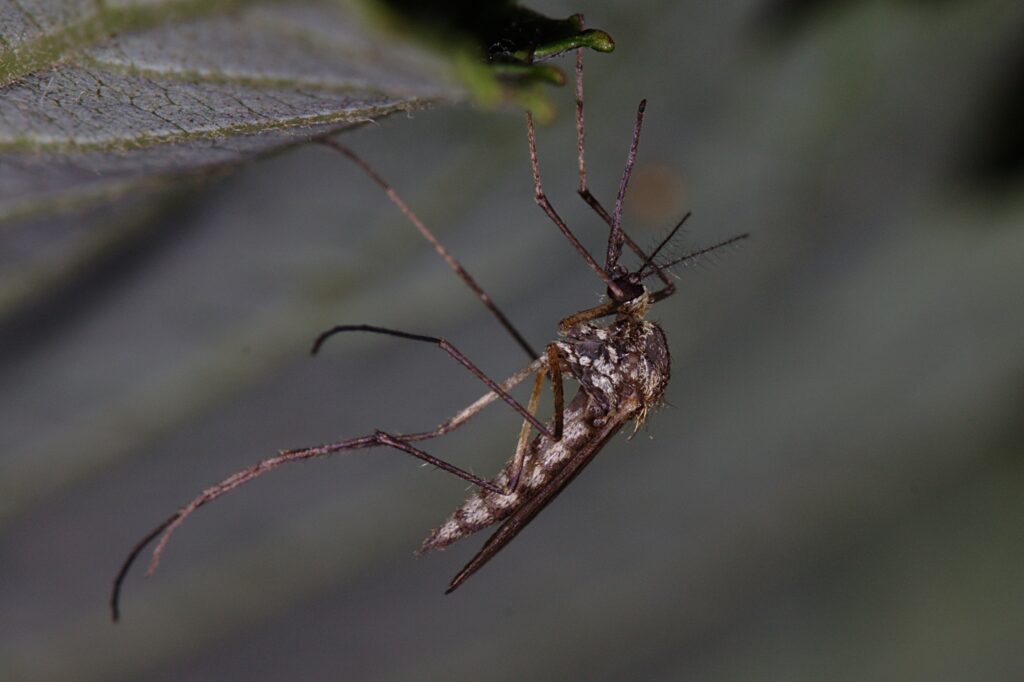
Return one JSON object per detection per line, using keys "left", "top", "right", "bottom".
{"left": 609, "top": 277, "right": 644, "bottom": 303}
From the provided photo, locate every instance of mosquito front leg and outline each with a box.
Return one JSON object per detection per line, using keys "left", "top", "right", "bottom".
{"left": 410, "top": 358, "right": 543, "bottom": 442}
{"left": 558, "top": 301, "right": 617, "bottom": 332}
{"left": 525, "top": 112, "right": 624, "bottom": 300}
{"left": 606, "top": 100, "right": 646, "bottom": 272}
{"left": 572, "top": 43, "right": 677, "bottom": 301}
{"left": 317, "top": 138, "right": 538, "bottom": 361}
{"left": 312, "top": 324, "right": 555, "bottom": 440}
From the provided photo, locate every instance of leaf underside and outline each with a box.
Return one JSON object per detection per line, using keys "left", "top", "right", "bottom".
{"left": 0, "top": 0, "right": 458, "bottom": 224}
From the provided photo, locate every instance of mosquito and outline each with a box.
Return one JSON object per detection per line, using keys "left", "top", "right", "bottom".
{"left": 110, "top": 44, "right": 748, "bottom": 620}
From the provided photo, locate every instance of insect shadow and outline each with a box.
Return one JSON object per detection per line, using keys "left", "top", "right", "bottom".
{"left": 110, "top": 45, "right": 748, "bottom": 621}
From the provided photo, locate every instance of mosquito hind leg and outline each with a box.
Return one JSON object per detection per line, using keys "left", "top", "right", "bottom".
{"left": 109, "top": 356, "right": 546, "bottom": 622}
{"left": 312, "top": 324, "right": 555, "bottom": 440}
{"left": 317, "top": 138, "right": 538, "bottom": 360}
{"left": 574, "top": 14, "right": 610, "bottom": 226}
{"left": 418, "top": 357, "right": 543, "bottom": 442}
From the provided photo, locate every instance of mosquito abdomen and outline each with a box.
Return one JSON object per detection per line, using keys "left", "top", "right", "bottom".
{"left": 419, "top": 392, "right": 600, "bottom": 553}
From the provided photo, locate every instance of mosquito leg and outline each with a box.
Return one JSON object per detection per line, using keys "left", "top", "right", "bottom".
{"left": 109, "top": 512, "right": 177, "bottom": 621}
{"left": 506, "top": 344, "right": 564, "bottom": 492}
{"left": 372, "top": 431, "right": 503, "bottom": 492}
{"left": 573, "top": 27, "right": 617, "bottom": 231}
{"left": 546, "top": 343, "right": 564, "bottom": 441}
{"left": 578, "top": 189, "right": 676, "bottom": 301}
{"left": 525, "top": 113, "right": 624, "bottom": 300}
{"left": 572, "top": 46, "right": 676, "bottom": 300}
{"left": 506, "top": 368, "right": 545, "bottom": 492}
{"left": 558, "top": 301, "right": 616, "bottom": 332}
{"left": 648, "top": 277, "right": 677, "bottom": 303}
{"left": 109, "top": 433, "right": 361, "bottom": 620}
{"left": 131, "top": 434, "right": 495, "bottom": 583}
{"left": 605, "top": 99, "right": 646, "bottom": 272}
{"left": 410, "top": 357, "right": 544, "bottom": 443}
{"left": 317, "top": 138, "right": 538, "bottom": 361}
{"left": 109, "top": 357, "right": 547, "bottom": 621}
{"left": 311, "top": 324, "right": 555, "bottom": 440}
{"left": 578, "top": 183, "right": 676, "bottom": 299}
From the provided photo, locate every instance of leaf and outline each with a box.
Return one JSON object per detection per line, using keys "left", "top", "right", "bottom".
{"left": 0, "top": 0, "right": 614, "bottom": 321}
{"left": 0, "top": 0, "right": 447, "bottom": 331}
{"left": 0, "top": 0, "right": 614, "bottom": 220}
{"left": 0, "top": 1, "right": 454, "bottom": 219}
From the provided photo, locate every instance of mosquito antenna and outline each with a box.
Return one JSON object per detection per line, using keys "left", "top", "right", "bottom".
{"left": 638, "top": 211, "right": 692, "bottom": 274}
{"left": 318, "top": 138, "right": 539, "bottom": 361}
{"left": 607, "top": 99, "right": 646, "bottom": 272}
{"left": 641, "top": 233, "right": 751, "bottom": 280}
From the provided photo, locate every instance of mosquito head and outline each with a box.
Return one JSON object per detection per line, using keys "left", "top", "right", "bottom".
{"left": 607, "top": 268, "right": 646, "bottom": 306}
{"left": 607, "top": 267, "right": 653, "bottom": 321}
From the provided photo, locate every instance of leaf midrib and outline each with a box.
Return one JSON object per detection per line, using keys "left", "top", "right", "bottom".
{"left": 0, "top": 0, "right": 274, "bottom": 87}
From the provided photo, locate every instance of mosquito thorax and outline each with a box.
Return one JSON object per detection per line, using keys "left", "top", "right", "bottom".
{"left": 615, "top": 288, "right": 651, "bottom": 320}
{"left": 556, "top": 288, "right": 669, "bottom": 419}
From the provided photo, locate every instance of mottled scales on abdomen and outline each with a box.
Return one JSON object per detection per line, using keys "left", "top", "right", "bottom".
{"left": 419, "top": 392, "right": 597, "bottom": 553}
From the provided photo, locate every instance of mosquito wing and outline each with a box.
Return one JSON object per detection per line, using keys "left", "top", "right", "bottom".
{"left": 445, "top": 411, "right": 630, "bottom": 593}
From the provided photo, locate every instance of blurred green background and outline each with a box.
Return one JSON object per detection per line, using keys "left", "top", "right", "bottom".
{"left": 2, "top": 0, "right": 1023, "bottom": 680}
